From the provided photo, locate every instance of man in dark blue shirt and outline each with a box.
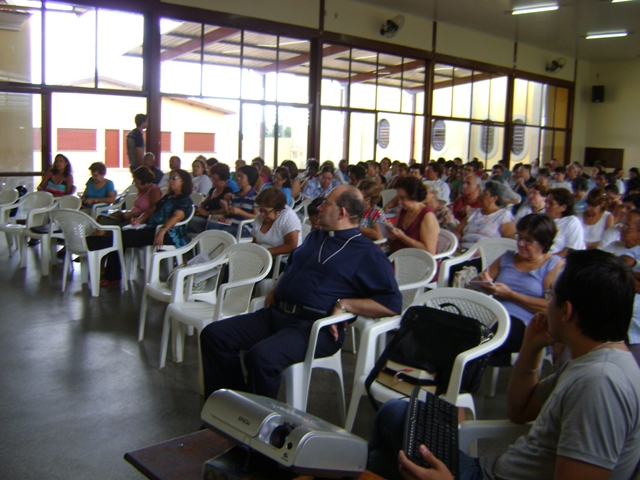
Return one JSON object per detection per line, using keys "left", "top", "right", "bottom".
{"left": 200, "top": 185, "right": 402, "bottom": 399}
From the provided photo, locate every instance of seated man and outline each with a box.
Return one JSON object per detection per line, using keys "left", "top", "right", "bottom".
{"left": 200, "top": 185, "right": 402, "bottom": 399}
{"left": 368, "top": 249, "right": 640, "bottom": 480}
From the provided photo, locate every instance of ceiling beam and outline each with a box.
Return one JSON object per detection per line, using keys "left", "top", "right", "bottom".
{"left": 254, "top": 44, "right": 350, "bottom": 74}
{"left": 160, "top": 27, "right": 238, "bottom": 62}
{"left": 344, "top": 59, "right": 425, "bottom": 85}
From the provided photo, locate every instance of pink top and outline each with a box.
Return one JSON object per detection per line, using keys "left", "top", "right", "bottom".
{"left": 132, "top": 185, "right": 160, "bottom": 216}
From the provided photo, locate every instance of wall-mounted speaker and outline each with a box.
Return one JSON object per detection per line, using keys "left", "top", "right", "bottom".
{"left": 592, "top": 85, "right": 605, "bottom": 103}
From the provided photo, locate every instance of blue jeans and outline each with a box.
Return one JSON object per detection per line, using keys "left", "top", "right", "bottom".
{"left": 368, "top": 399, "right": 483, "bottom": 480}
{"left": 206, "top": 221, "right": 251, "bottom": 239}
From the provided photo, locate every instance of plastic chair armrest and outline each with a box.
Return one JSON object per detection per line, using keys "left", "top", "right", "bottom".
{"left": 459, "top": 420, "right": 531, "bottom": 453}
{"left": 352, "top": 315, "right": 402, "bottom": 380}
{"left": 303, "top": 312, "right": 356, "bottom": 366}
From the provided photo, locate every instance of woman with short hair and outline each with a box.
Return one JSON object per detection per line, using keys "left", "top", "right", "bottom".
{"left": 579, "top": 187, "right": 614, "bottom": 249}
{"left": 357, "top": 180, "right": 386, "bottom": 241}
{"left": 81, "top": 162, "right": 116, "bottom": 209}
{"left": 545, "top": 187, "right": 586, "bottom": 257}
{"left": 386, "top": 176, "right": 439, "bottom": 254}
{"left": 514, "top": 183, "right": 549, "bottom": 222}
{"left": 188, "top": 163, "right": 233, "bottom": 234}
{"left": 252, "top": 187, "right": 301, "bottom": 255}
{"left": 191, "top": 157, "right": 213, "bottom": 195}
{"left": 455, "top": 180, "right": 516, "bottom": 249}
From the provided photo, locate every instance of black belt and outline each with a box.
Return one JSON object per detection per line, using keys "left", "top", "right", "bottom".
{"left": 278, "top": 301, "right": 328, "bottom": 320}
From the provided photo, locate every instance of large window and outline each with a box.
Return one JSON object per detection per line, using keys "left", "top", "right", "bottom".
{"left": 320, "top": 45, "right": 425, "bottom": 164}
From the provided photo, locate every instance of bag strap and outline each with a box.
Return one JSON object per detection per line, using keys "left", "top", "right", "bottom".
{"left": 364, "top": 320, "right": 414, "bottom": 410}
{"left": 437, "top": 302, "right": 462, "bottom": 316}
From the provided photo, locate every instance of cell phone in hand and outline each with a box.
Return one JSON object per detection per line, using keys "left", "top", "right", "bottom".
{"left": 467, "top": 280, "right": 494, "bottom": 290}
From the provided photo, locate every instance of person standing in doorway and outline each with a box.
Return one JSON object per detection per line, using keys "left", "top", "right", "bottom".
{"left": 126, "top": 113, "right": 148, "bottom": 172}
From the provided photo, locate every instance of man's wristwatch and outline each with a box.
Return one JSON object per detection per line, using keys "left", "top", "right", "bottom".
{"left": 336, "top": 299, "right": 348, "bottom": 313}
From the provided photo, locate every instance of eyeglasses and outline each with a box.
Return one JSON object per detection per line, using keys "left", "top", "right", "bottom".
{"left": 621, "top": 224, "right": 639, "bottom": 232}
{"left": 516, "top": 234, "right": 537, "bottom": 245}
{"left": 258, "top": 207, "right": 275, "bottom": 216}
{"left": 543, "top": 287, "right": 555, "bottom": 301}
{"left": 170, "top": 175, "right": 181, "bottom": 181}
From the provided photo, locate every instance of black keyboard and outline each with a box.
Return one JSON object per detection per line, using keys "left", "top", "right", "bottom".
{"left": 403, "top": 388, "right": 459, "bottom": 478}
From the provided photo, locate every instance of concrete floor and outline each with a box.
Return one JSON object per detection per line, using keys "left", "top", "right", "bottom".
{"left": 0, "top": 240, "right": 512, "bottom": 479}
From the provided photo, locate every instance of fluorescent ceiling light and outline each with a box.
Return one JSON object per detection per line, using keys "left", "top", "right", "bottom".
{"left": 586, "top": 31, "right": 628, "bottom": 39}
{"left": 512, "top": 4, "right": 559, "bottom": 15}
{"left": 611, "top": 0, "right": 633, "bottom": 3}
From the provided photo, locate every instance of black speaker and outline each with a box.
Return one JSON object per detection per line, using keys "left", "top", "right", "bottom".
{"left": 592, "top": 85, "right": 605, "bottom": 103}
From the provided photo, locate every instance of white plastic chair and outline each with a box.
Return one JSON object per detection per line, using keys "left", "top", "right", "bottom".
{"left": 381, "top": 189, "right": 397, "bottom": 208}
{"left": 190, "top": 191, "right": 206, "bottom": 205}
{"left": 23, "top": 195, "right": 82, "bottom": 275}
{"left": 344, "top": 288, "right": 510, "bottom": 432}
{"left": 437, "top": 238, "right": 517, "bottom": 287}
{"left": 160, "top": 244, "right": 272, "bottom": 393}
{"left": 235, "top": 217, "right": 255, "bottom": 243}
{"left": 249, "top": 296, "right": 353, "bottom": 423}
{"left": 0, "top": 192, "right": 54, "bottom": 259}
{"left": 93, "top": 193, "right": 138, "bottom": 218}
{"left": 127, "top": 205, "right": 196, "bottom": 282}
{"left": 0, "top": 190, "right": 19, "bottom": 241}
{"left": 433, "top": 229, "right": 459, "bottom": 260}
{"left": 348, "top": 249, "right": 437, "bottom": 354}
{"left": 137, "top": 230, "right": 236, "bottom": 342}
{"left": 50, "top": 209, "right": 128, "bottom": 297}
{"left": 459, "top": 419, "right": 531, "bottom": 457}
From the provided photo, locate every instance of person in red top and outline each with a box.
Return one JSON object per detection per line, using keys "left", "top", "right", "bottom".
{"left": 452, "top": 174, "right": 482, "bottom": 222}
{"left": 385, "top": 176, "right": 439, "bottom": 255}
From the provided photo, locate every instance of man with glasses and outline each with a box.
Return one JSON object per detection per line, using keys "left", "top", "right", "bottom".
{"left": 369, "top": 249, "right": 640, "bottom": 480}
{"left": 200, "top": 185, "right": 402, "bottom": 400}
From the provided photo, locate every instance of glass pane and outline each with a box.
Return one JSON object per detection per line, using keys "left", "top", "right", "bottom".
{"left": 471, "top": 73, "right": 490, "bottom": 121}
{"left": 471, "top": 123, "right": 503, "bottom": 166}
{"left": 51, "top": 92, "right": 146, "bottom": 192}
{"left": 527, "top": 81, "right": 543, "bottom": 126}
{"left": 0, "top": 176, "right": 40, "bottom": 195}
{"left": 277, "top": 106, "right": 308, "bottom": 165}
{"left": 414, "top": 91, "right": 425, "bottom": 116}
{"left": 513, "top": 78, "right": 529, "bottom": 122}
{"left": 452, "top": 67, "right": 473, "bottom": 119}
{"left": 201, "top": 27, "right": 242, "bottom": 99}
{"left": 376, "top": 53, "right": 402, "bottom": 112}
{"left": 320, "top": 109, "right": 346, "bottom": 165}
{"left": 45, "top": 4, "right": 96, "bottom": 86}
{"left": 242, "top": 31, "right": 278, "bottom": 102}
{"left": 526, "top": 126, "right": 541, "bottom": 165}
{"left": 374, "top": 113, "right": 413, "bottom": 161}
{"left": 241, "top": 103, "right": 275, "bottom": 166}
{"left": 0, "top": 93, "right": 41, "bottom": 173}
{"left": 349, "top": 49, "right": 377, "bottom": 110}
{"left": 321, "top": 44, "right": 350, "bottom": 107}
{"left": 554, "top": 87, "right": 569, "bottom": 129}
{"left": 489, "top": 75, "right": 507, "bottom": 123}
{"left": 413, "top": 116, "right": 424, "bottom": 164}
{"left": 161, "top": 97, "right": 239, "bottom": 172}
{"left": 432, "top": 63, "right": 453, "bottom": 117}
{"left": 277, "top": 37, "right": 309, "bottom": 104}
{"left": 349, "top": 112, "right": 375, "bottom": 163}
{"left": 401, "top": 59, "right": 425, "bottom": 114}
{"left": 553, "top": 130, "right": 566, "bottom": 162}
{"left": 542, "top": 85, "right": 556, "bottom": 127}
{"left": 97, "top": 9, "right": 143, "bottom": 90}
{"left": 430, "top": 120, "right": 471, "bottom": 161}
{"left": 160, "top": 19, "right": 202, "bottom": 96}
{"left": 540, "top": 129, "right": 553, "bottom": 164}
{"left": 0, "top": 7, "right": 40, "bottom": 83}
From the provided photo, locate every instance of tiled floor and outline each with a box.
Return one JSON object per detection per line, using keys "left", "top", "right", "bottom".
{"left": 0, "top": 240, "right": 512, "bottom": 479}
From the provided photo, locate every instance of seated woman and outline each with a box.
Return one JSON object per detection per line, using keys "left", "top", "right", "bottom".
{"left": 81, "top": 162, "right": 116, "bottom": 210}
{"left": 579, "top": 187, "right": 614, "bottom": 249}
{"left": 94, "top": 169, "right": 194, "bottom": 286}
{"left": 455, "top": 180, "right": 516, "bottom": 249}
{"left": 281, "top": 160, "right": 302, "bottom": 201}
{"left": 191, "top": 157, "right": 213, "bottom": 195}
{"left": 357, "top": 180, "right": 385, "bottom": 241}
{"left": 385, "top": 176, "right": 439, "bottom": 255}
{"left": 98, "top": 166, "right": 161, "bottom": 226}
{"left": 188, "top": 163, "right": 233, "bottom": 234}
{"left": 37, "top": 153, "right": 75, "bottom": 197}
{"left": 261, "top": 167, "right": 293, "bottom": 206}
{"left": 207, "top": 165, "right": 259, "bottom": 239}
{"left": 545, "top": 187, "right": 586, "bottom": 257}
{"left": 252, "top": 187, "right": 301, "bottom": 255}
{"left": 514, "top": 183, "right": 548, "bottom": 222}
{"left": 472, "top": 213, "right": 564, "bottom": 364}
{"left": 424, "top": 181, "right": 455, "bottom": 231}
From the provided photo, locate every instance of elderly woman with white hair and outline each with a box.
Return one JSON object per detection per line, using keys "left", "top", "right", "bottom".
{"left": 424, "top": 181, "right": 456, "bottom": 231}
{"left": 455, "top": 180, "right": 516, "bottom": 249}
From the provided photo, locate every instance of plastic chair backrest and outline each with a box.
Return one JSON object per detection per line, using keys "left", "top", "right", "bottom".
{"left": 381, "top": 189, "right": 396, "bottom": 208}
{"left": 411, "top": 288, "right": 510, "bottom": 404}
{"left": 195, "top": 230, "right": 237, "bottom": 259}
{"left": 13, "top": 192, "right": 53, "bottom": 222}
{"left": 0, "top": 189, "right": 19, "bottom": 206}
{"left": 123, "top": 193, "right": 138, "bottom": 211}
{"left": 50, "top": 209, "right": 96, "bottom": 255}
{"left": 434, "top": 229, "right": 458, "bottom": 260}
{"left": 55, "top": 195, "right": 82, "bottom": 210}
{"left": 476, "top": 238, "right": 518, "bottom": 267}
{"left": 190, "top": 191, "right": 206, "bottom": 205}
{"left": 389, "top": 248, "right": 437, "bottom": 310}
{"left": 219, "top": 244, "right": 272, "bottom": 317}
